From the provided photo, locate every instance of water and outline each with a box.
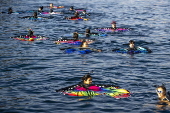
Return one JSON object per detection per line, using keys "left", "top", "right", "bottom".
{"left": 0, "top": 0, "right": 170, "bottom": 112}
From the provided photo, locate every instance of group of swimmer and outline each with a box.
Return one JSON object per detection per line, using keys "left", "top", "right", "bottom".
{"left": 3, "top": 3, "right": 166, "bottom": 103}
{"left": 1, "top": 3, "right": 89, "bottom": 20}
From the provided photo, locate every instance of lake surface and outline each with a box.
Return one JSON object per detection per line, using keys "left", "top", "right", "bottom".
{"left": 1, "top": 0, "right": 170, "bottom": 113}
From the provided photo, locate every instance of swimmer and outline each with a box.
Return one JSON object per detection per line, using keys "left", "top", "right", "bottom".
{"left": 65, "top": 11, "right": 80, "bottom": 19}
{"left": 69, "top": 6, "right": 74, "bottom": 11}
{"left": 74, "top": 11, "right": 79, "bottom": 18}
{"left": 70, "top": 11, "right": 79, "bottom": 18}
{"left": 85, "top": 29, "right": 99, "bottom": 37}
{"left": 73, "top": 32, "right": 79, "bottom": 40}
{"left": 111, "top": 21, "right": 117, "bottom": 29}
{"left": 49, "top": 3, "right": 53, "bottom": 8}
{"left": 27, "top": 29, "right": 34, "bottom": 37}
{"left": 8, "top": 7, "right": 13, "bottom": 14}
{"left": 79, "top": 39, "right": 102, "bottom": 52}
{"left": 49, "top": 3, "right": 64, "bottom": 9}
{"left": 156, "top": 85, "right": 170, "bottom": 102}
{"left": 33, "top": 12, "right": 38, "bottom": 18}
{"left": 82, "top": 10, "right": 90, "bottom": 16}
{"left": 19, "top": 12, "right": 40, "bottom": 19}
{"left": 81, "top": 74, "right": 93, "bottom": 85}
{"left": 38, "top": 6, "right": 44, "bottom": 13}
{"left": 80, "top": 39, "right": 88, "bottom": 48}
{"left": 128, "top": 40, "right": 137, "bottom": 50}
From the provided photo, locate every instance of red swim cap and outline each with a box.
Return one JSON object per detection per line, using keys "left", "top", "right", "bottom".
{"left": 111, "top": 21, "right": 116, "bottom": 24}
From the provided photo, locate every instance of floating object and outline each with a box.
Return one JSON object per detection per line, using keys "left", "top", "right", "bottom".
{"left": 11, "top": 35, "right": 48, "bottom": 41}
{"left": 64, "top": 48, "right": 92, "bottom": 54}
{"left": 55, "top": 39, "right": 94, "bottom": 45}
{"left": 63, "top": 33, "right": 107, "bottom": 37}
{"left": 57, "top": 84, "right": 130, "bottom": 98}
{"left": 95, "top": 28, "right": 130, "bottom": 32}
{"left": 49, "top": 6, "right": 64, "bottom": 9}
{"left": 113, "top": 47, "right": 152, "bottom": 54}
{"left": 40, "top": 12, "right": 62, "bottom": 15}
{"left": 66, "top": 17, "right": 89, "bottom": 21}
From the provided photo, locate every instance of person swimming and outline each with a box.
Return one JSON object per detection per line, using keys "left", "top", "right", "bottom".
{"left": 65, "top": 11, "right": 80, "bottom": 19}
{"left": 80, "top": 39, "right": 89, "bottom": 48}
{"left": 49, "top": 3, "right": 64, "bottom": 9}
{"left": 81, "top": 74, "right": 93, "bottom": 85}
{"left": 111, "top": 21, "right": 117, "bottom": 29}
{"left": 49, "top": 3, "right": 54, "bottom": 9}
{"left": 85, "top": 29, "right": 101, "bottom": 37}
{"left": 19, "top": 12, "right": 39, "bottom": 19}
{"left": 56, "top": 73, "right": 120, "bottom": 92}
{"left": 156, "top": 85, "right": 170, "bottom": 102}
{"left": 27, "top": 29, "right": 34, "bottom": 37}
{"left": 79, "top": 39, "right": 102, "bottom": 52}
{"left": 128, "top": 40, "right": 137, "bottom": 50}
{"left": 33, "top": 12, "right": 38, "bottom": 18}
{"left": 69, "top": 6, "right": 74, "bottom": 11}
{"left": 38, "top": 6, "right": 44, "bottom": 13}
{"left": 82, "top": 10, "right": 90, "bottom": 16}
{"left": 73, "top": 32, "right": 79, "bottom": 40}
{"left": 8, "top": 7, "right": 13, "bottom": 14}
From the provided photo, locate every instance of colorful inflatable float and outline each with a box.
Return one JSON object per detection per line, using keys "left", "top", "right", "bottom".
{"left": 56, "top": 84, "right": 130, "bottom": 99}
{"left": 11, "top": 35, "right": 48, "bottom": 41}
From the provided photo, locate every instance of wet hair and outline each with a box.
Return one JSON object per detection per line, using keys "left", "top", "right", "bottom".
{"left": 38, "top": 6, "right": 43, "bottom": 12}
{"left": 111, "top": 21, "right": 116, "bottom": 24}
{"left": 85, "top": 29, "right": 90, "bottom": 34}
{"left": 33, "top": 12, "right": 38, "bottom": 18}
{"left": 81, "top": 73, "right": 92, "bottom": 81}
{"left": 74, "top": 11, "right": 79, "bottom": 17}
{"left": 129, "top": 40, "right": 135, "bottom": 44}
{"left": 8, "top": 7, "right": 13, "bottom": 14}
{"left": 39, "top": 6, "right": 43, "bottom": 10}
{"left": 157, "top": 85, "right": 166, "bottom": 95}
{"left": 80, "top": 39, "right": 87, "bottom": 47}
{"left": 70, "top": 6, "right": 74, "bottom": 10}
{"left": 27, "top": 29, "right": 34, "bottom": 36}
{"left": 73, "top": 32, "right": 78, "bottom": 40}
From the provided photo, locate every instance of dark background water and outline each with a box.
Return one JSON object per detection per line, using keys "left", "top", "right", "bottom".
{"left": 0, "top": 0, "right": 170, "bottom": 113}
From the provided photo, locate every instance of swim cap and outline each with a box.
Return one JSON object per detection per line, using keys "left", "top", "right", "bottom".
{"left": 111, "top": 21, "right": 116, "bottom": 24}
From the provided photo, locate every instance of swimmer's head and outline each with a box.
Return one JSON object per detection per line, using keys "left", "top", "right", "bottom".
{"left": 82, "top": 10, "right": 86, "bottom": 14}
{"left": 111, "top": 21, "right": 116, "bottom": 29}
{"left": 80, "top": 39, "right": 88, "bottom": 47}
{"left": 73, "top": 32, "right": 79, "bottom": 40}
{"left": 33, "top": 12, "right": 38, "bottom": 18}
{"left": 50, "top": 3, "right": 54, "bottom": 7}
{"left": 85, "top": 29, "right": 90, "bottom": 34}
{"left": 39, "top": 6, "right": 43, "bottom": 11}
{"left": 70, "top": 6, "right": 74, "bottom": 10}
{"left": 156, "top": 85, "right": 166, "bottom": 98}
{"left": 8, "top": 7, "right": 13, "bottom": 14}
{"left": 82, "top": 74, "right": 92, "bottom": 84}
{"left": 28, "top": 29, "right": 34, "bottom": 36}
{"left": 74, "top": 11, "right": 79, "bottom": 16}
{"left": 129, "top": 40, "right": 135, "bottom": 49}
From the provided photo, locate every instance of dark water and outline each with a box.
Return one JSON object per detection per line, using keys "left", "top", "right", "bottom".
{"left": 1, "top": 0, "right": 170, "bottom": 113}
